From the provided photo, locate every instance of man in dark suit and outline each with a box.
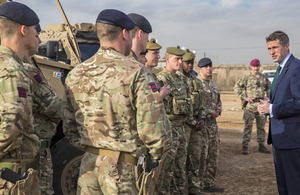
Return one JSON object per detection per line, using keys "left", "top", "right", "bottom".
{"left": 258, "top": 30, "right": 300, "bottom": 195}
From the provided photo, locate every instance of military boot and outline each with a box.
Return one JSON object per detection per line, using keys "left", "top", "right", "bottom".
{"left": 259, "top": 143, "right": 271, "bottom": 154}
{"left": 242, "top": 146, "right": 248, "bottom": 155}
{"left": 203, "top": 185, "right": 224, "bottom": 193}
{"left": 189, "top": 192, "right": 206, "bottom": 195}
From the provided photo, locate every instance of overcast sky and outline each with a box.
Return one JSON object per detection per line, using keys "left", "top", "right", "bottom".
{"left": 15, "top": 0, "right": 300, "bottom": 65}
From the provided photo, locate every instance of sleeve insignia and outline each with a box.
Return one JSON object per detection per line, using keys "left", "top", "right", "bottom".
{"left": 149, "top": 82, "right": 158, "bottom": 92}
{"left": 17, "top": 87, "right": 27, "bottom": 98}
{"left": 34, "top": 74, "right": 43, "bottom": 83}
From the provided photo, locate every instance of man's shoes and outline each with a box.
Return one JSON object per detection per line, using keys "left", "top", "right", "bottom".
{"left": 259, "top": 143, "right": 271, "bottom": 154}
{"left": 242, "top": 146, "right": 248, "bottom": 155}
{"left": 203, "top": 185, "right": 224, "bottom": 193}
{"left": 189, "top": 192, "right": 205, "bottom": 195}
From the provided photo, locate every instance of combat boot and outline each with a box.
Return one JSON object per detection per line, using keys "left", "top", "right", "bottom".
{"left": 203, "top": 185, "right": 224, "bottom": 193}
{"left": 242, "top": 146, "right": 248, "bottom": 155}
{"left": 259, "top": 143, "right": 271, "bottom": 154}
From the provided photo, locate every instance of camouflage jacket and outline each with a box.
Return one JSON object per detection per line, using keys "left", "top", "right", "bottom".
{"left": 198, "top": 76, "right": 222, "bottom": 120}
{"left": 0, "top": 46, "right": 40, "bottom": 160}
{"left": 157, "top": 68, "right": 191, "bottom": 121}
{"left": 233, "top": 72, "right": 271, "bottom": 112}
{"left": 63, "top": 46, "right": 169, "bottom": 160}
{"left": 177, "top": 71, "right": 204, "bottom": 124}
{"left": 128, "top": 51, "right": 162, "bottom": 90}
{"left": 23, "top": 57, "right": 62, "bottom": 141}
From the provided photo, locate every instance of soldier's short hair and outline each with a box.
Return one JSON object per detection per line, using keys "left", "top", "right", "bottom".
{"left": 96, "top": 22, "right": 122, "bottom": 43}
{"left": 266, "top": 31, "right": 289, "bottom": 46}
{"left": 165, "top": 52, "right": 172, "bottom": 59}
{"left": 0, "top": 18, "right": 20, "bottom": 39}
{"left": 131, "top": 26, "right": 141, "bottom": 39}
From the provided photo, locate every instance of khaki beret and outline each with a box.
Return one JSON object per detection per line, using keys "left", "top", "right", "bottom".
{"left": 182, "top": 49, "right": 195, "bottom": 61}
{"left": 146, "top": 38, "right": 162, "bottom": 50}
{"left": 166, "top": 46, "right": 185, "bottom": 56}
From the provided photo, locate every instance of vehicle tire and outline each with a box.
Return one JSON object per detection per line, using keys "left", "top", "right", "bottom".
{"left": 51, "top": 137, "right": 84, "bottom": 195}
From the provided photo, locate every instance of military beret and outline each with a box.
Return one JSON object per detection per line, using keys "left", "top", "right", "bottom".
{"left": 140, "top": 49, "right": 148, "bottom": 55}
{"left": 127, "top": 13, "right": 152, "bottom": 33}
{"left": 36, "top": 24, "right": 41, "bottom": 34}
{"left": 198, "top": 57, "right": 212, "bottom": 67}
{"left": 183, "top": 49, "right": 196, "bottom": 61}
{"left": 146, "top": 38, "right": 162, "bottom": 50}
{"left": 166, "top": 46, "right": 186, "bottom": 56}
{"left": 0, "top": 2, "right": 39, "bottom": 26}
{"left": 96, "top": 9, "right": 135, "bottom": 30}
{"left": 250, "top": 59, "right": 260, "bottom": 66}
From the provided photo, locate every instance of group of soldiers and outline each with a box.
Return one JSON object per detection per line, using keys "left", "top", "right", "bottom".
{"left": 0, "top": 1, "right": 225, "bottom": 195}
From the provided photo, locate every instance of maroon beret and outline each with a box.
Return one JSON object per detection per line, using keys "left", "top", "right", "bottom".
{"left": 250, "top": 59, "right": 260, "bottom": 66}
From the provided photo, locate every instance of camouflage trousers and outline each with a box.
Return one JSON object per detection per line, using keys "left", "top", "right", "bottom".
{"left": 171, "top": 121, "right": 188, "bottom": 195}
{"left": 0, "top": 168, "right": 41, "bottom": 195}
{"left": 157, "top": 121, "right": 182, "bottom": 195}
{"left": 77, "top": 152, "right": 138, "bottom": 195}
{"left": 242, "top": 109, "right": 267, "bottom": 147}
{"left": 38, "top": 148, "right": 54, "bottom": 195}
{"left": 185, "top": 123, "right": 202, "bottom": 194}
{"left": 199, "top": 121, "right": 220, "bottom": 188}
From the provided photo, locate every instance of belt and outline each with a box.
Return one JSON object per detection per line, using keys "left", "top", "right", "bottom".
{"left": 86, "top": 146, "right": 138, "bottom": 165}
{"left": 253, "top": 98, "right": 263, "bottom": 103}
{"left": 0, "top": 155, "right": 40, "bottom": 174}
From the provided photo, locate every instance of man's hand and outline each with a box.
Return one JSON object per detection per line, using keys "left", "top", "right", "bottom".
{"left": 245, "top": 97, "right": 254, "bottom": 103}
{"left": 211, "top": 110, "right": 220, "bottom": 118}
{"left": 257, "top": 99, "right": 270, "bottom": 115}
{"left": 263, "top": 96, "right": 269, "bottom": 101}
{"left": 216, "top": 104, "right": 221, "bottom": 113}
{"left": 195, "top": 119, "right": 204, "bottom": 131}
{"left": 159, "top": 85, "right": 171, "bottom": 99}
{"left": 211, "top": 103, "right": 221, "bottom": 118}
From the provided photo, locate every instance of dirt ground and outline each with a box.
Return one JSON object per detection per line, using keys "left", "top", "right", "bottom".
{"left": 213, "top": 91, "right": 278, "bottom": 195}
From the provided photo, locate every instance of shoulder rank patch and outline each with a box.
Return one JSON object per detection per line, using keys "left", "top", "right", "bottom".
{"left": 149, "top": 82, "right": 158, "bottom": 92}
{"left": 34, "top": 74, "right": 43, "bottom": 83}
{"left": 17, "top": 87, "right": 27, "bottom": 98}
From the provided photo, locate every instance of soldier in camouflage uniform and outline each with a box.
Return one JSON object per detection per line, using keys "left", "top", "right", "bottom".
{"left": 22, "top": 24, "right": 63, "bottom": 195}
{"left": 0, "top": 2, "right": 41, "bottom": 194}
{"left": 157, "top": 46, "right": 190, "bottom": 195}
{"left": 138, "top": 49, "right": 148, "bottom": 65}
{"left": 198, "top": 58, "right": 224, "bottom": 193}
{"left": 177, "top": 49, "right": 205, "bottom": 195}
{"left": 63, "top": 9, "right": 169, "bottom": 195}
{"left": 128, "top": 13, "right": 151, "bottom": 61}
{"left": 233, "top": 59, "right": 271, "bottom": 155}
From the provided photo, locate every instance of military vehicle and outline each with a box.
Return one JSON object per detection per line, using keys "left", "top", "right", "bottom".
{"left": 34, "top": 0, "right": 99, "bottom": 194}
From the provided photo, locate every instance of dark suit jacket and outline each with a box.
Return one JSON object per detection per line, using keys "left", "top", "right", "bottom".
{"left": 268, "top": 54, "right": 300, "bottom": 149}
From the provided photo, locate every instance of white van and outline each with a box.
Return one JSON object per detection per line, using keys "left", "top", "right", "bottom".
{"left": 262, "top": 70, "right": 276, "bottom": 83}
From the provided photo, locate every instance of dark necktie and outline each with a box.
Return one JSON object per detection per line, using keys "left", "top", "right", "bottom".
{"left": 270, "top": 65, "right": 282, "bottom": 97}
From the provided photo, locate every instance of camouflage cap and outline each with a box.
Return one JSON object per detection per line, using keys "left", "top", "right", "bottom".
{"left": 146, "top": 38, "right": 162, "bottom": 50}
{"left": 96, "top": 9, "right": 135, "bottom": 30}
{"left": 127, "top": 13, "right": 152, "bottom": 33}
{"left": 166, "top": 46, "right": 186, "bottom": 56}
{"left": 182, "top": 49, "right": 195, "bottom": 61}
{"left": 0, "top": 2, "right": 39, "bottom": 26}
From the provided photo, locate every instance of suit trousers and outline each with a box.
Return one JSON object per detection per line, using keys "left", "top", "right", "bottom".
{"left": 273, "top": 146, "right": 300, "bottom": 195}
